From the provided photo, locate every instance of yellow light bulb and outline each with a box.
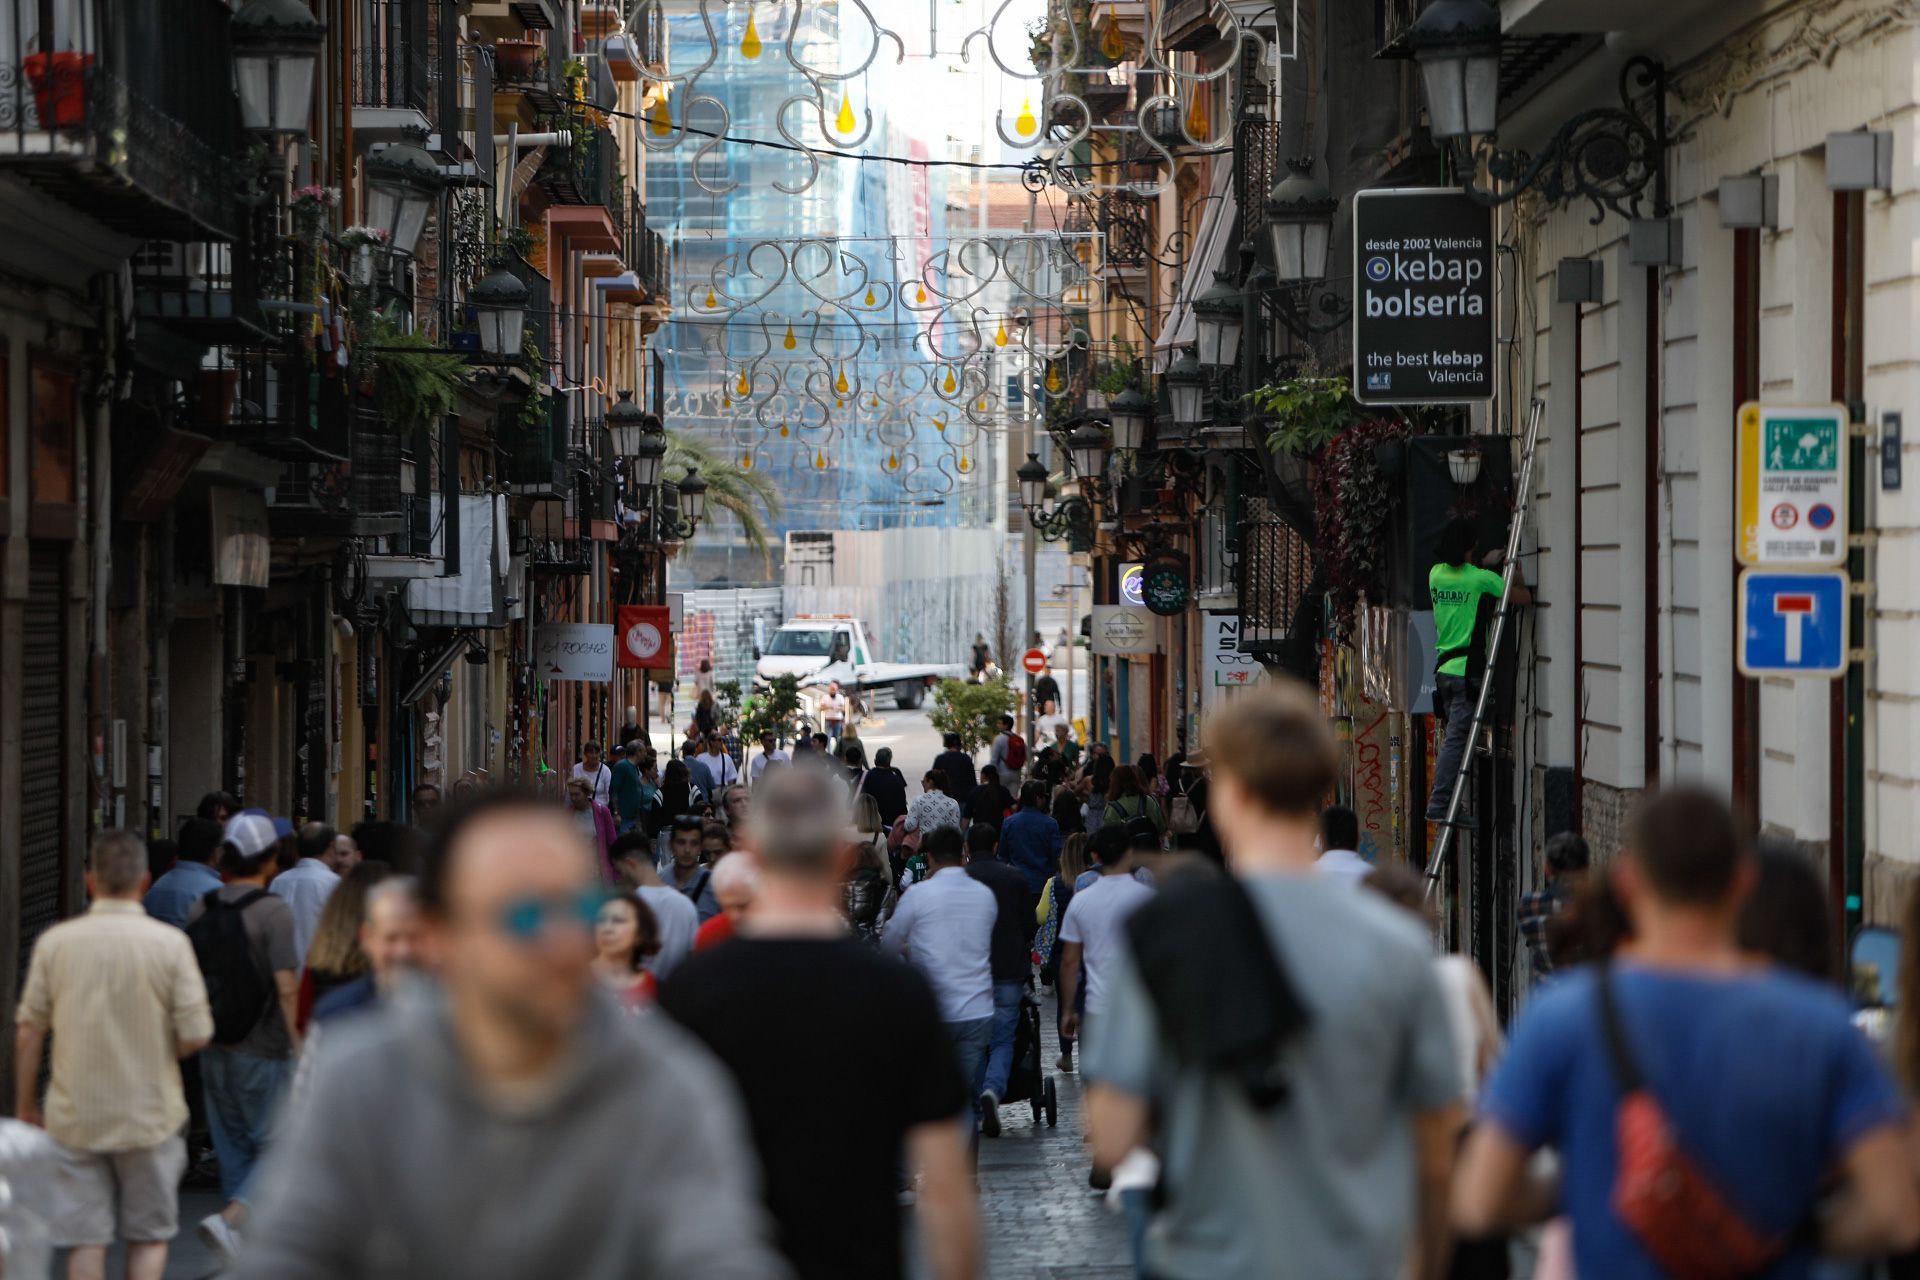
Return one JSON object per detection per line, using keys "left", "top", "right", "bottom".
{"left": 736, "top": 371, "right": 750, "bottom": 396}
{"left": 836, "top": 398, "right": 844, "bottom": 409}
{"left": 864, "top": 286, "right": 876, "bottom": 306}
{"left": 704, "top": 286, "right": 717, "bottom": 308}
{"left": 815, "top": 450, "right": 827, "bottom": 470}
{"left": 934, "top": 417, "right": 946, "bottom": 432}
{"left": 915, "top": 283, "right": 928, "bottom": 304}
{"left": 869, "top": 395, "right": 879, "bottom": 409}
{"left": 835, "top": 366, "right": 849, "bottom": 394}
{"left": 835, "top": 91, "right": 856, "bottom": 134}
{"left": 782, "top": 321, "right": 796, "bottom": 350}
{"left": 994, "top": 321, "right": 1008, "bottom": 347}
{"left": 779, "top": 422, "right": 790, "bottom": 437}
{"left": 740, "top": 451, "right": 754, "bottom": 471}
{"left": 1044, "top": 364, "right": 1062, "bottom": 393}
{"left": 1014, "top": 98, "right": 1037, "bottom": 138}
{"left": 649, "top": 93, "right": 672, "bottom": 137}
{"left": 977, "top": 397, "right": 987, "bottom": 411}
{"left": 887, "top": 451, "right": 899, "bottom": 470}
{"left": 740, "top": 10, "right": 762, "bottom": 58}
{"left": 942, "top": 367, "right": 956, "bottom": 393}
{"left": 1101, "top": 12, "right": 1125, "bottom": 61}
{"left": 722, "top": 394, "right": 732, "bottom": 409}
{"left": 959, "top": 454, "right": 972, "bottom": 473}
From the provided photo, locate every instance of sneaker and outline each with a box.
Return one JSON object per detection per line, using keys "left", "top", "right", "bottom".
{"left": 978, "top": 1090, "right": 1001, "bottom": 1138}
{"left": 1056, "top": 1048, "right": 1074, "bottom": 1073}
{"left": 198, "top": 1213, "right": 242, "bottom": 1264}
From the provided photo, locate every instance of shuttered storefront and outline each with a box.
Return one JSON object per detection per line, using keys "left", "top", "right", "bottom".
{"left": 19, "top": 544, "right": 67, "bottom": 979}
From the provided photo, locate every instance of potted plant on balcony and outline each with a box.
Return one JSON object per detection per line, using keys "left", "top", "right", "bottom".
{"left": 339, "top": 225, "right": 392, "bottom": 287}
{"left": 1088, "top": 339, "right": 1141, "bottom": 411}
{"left": 24, "top": 39, "right": 94, "bottom": 128}
{"left": 491, "top": 38, "right": 543, "bottom": 82}
{"left": 359, "top": 310, "right": 467, "bottom": 435}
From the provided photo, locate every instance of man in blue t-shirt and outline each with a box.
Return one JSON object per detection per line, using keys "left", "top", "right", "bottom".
{"left": 1453, "top": 787, "right": 1920, "bottom": 1277}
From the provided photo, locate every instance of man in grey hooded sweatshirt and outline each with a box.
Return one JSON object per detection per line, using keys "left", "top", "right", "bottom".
{"left": 232, "top": 791, "right": 790, "bottom": 1280}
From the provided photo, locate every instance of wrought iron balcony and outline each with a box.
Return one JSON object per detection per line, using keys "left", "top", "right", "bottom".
{"left": 1098, "top": 192, "right": 1152, "bottom": 271}
{"left": 535, "top": 124, "right": 621, "bottom": 213}
{"left": 0, "top": 0, "right": 249, "bottom": 241}
{"left": 355, "top": 0, "right": 434, "bottom": 114}
{"left": 192, "top": 343, "right": 353, "bottom": 462}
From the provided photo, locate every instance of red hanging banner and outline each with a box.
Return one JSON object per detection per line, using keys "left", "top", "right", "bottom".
{"left": 616, "top": 605, "right": 672, "bottom": 669}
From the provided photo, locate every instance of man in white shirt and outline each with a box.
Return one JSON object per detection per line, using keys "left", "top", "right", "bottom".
{"left": 275, "top": 822, "right": 349, "bottom": 961}
{"left": 610, "top": 832, "right": 700, "bottom": 980}
{"left": 1311, "top": 805, "right": 1373, "bottom": 889}
{"left": 570, "top": 740, "right": 613, "bottom": 806}
{"left": 1059, "top": 826, "right": 1155, "bottom": 1042}
{"left": 819, "top": 682, "right": 849, "bottom": 750}
{"left": 882, "top": 826, "right": 998, "bottom": 1133}
{"left": 1035, "top": 699, "right": 1068, "bottom": 744}
{"left": 693, "top": 733, "right": 741, "bottom": 790}
{"left": 749, "top": 731, "right": 790, "bottom": 785}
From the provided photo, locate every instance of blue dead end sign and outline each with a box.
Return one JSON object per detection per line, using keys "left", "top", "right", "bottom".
{"left": 1738, "top": 570, "right": 1849, "bottom": 678}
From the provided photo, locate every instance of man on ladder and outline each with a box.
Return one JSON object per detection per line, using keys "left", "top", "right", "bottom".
{"left": 1426, "top": 516, "right": 1530, "bottom": 823}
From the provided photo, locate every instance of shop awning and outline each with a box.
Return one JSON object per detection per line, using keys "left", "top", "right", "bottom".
{"left": 1153, "top": 160, "right": 1237, "bottom": 371}
{"left": 407, "top": 493, "right": 508, "bottom": 628}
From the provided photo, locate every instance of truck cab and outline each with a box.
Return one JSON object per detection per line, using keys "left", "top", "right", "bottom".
{"left": 754, "top": 614, "right": 949, "bottom": 709}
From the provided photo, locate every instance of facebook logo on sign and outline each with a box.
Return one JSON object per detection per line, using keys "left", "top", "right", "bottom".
{"left": 1738, "top": 570, "right": 1848, "bottom": 678}
{"left": 1365, "top": 371, "right": 1392, "bottom": 392}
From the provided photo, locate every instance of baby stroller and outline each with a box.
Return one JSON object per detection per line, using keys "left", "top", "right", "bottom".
{"left": 999, "top": 988, "right": 1058, "bottom": 1128}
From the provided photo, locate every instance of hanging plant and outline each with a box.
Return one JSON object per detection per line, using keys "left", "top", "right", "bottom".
{"left": 1249, "top": 373, "right": 1367, "bottom": 456}
{"left": 362, "top": 310, "right": 467, "bottom": 435}
{"left": 517, "top": 332, "right": 548, "bottom": 433}
{"left": 1312, "top": 416, "right": 1412, "bottom": 641}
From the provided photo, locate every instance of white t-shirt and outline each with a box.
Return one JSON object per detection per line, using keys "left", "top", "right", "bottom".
{"left": 1037, "top": 713, "right": 1068, "bottom": 742}
{"left": 695, "top": 750, "right": 739, "bottom": 789}
{"left": 750, "top": 749, "right": 790, "bottom": 781}
{"left": 820, "top": 692, "right": 849, "bottom": 724}
{"left": 570, "top": 761, "right": 612, "bottom": 804}
{"left": 1059, "top": 872, "right": 1155, "bottom": 1014}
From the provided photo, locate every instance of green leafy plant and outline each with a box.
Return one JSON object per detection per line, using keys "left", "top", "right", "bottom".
{"left": 714, "top": 678, "right": 744, "bottom": 728}
{"left": 928, "top": 677, "right": 1020, "bottom": 755}
{"left": 1090, "top": 339, "right": 1142, "bottom": 395}
{"left": 500, "top": 224, "right": 537, "bottom": 260}
{"left": 739, "top": 674, "right": 805, "bottom": 746}
{"left": 1249, "top": 373, "right": 1367, "bottom": 456}
{"left": 364, "top": 310, "right": 467, "bottom": 435}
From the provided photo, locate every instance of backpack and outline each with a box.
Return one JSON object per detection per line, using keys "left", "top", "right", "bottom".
{"left": 187, "top": 889, "right": 274, "bottom": 1045}
{"left": 1005, "top": 733, "right": 1027, "bottom": 770}
{"left": 1168, "top": 792, "right": 1203, "bottom": 836}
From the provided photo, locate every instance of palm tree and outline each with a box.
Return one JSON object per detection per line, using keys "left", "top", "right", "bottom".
{"left": 664, "top": 430, "right": 782, "bottom": 563}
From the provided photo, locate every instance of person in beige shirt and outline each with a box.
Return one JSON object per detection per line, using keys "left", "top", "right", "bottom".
{"left": 15, "top": 829, "right": 213, "bottom": 1280}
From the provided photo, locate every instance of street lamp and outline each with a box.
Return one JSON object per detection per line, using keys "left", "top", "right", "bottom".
{"left": 1191, "top": 272, "right": 1243, "bottom": 369}
{"left": 1068, "top": 421, "right": 1111, "bottom": 484}
{"left": 363, "top": 127, "right": 442, "bottom": 254}
{"left": 470, "top": 265, "right": 529, "bottom": 359}
{"left": 1165, "top": 346, "right": 1205, "bottom": 429}
{"left": 677, "top": 467, "right": 708, "bottom": 529}
{"left": 1405, "top": 0, "right": 1501, "bottom": 142}
{"left": 232, "top": 0, "right": 324, "bottom": 136}
{"left": 1265, "top": 162, "right": 1337, "bottom": 282}
{"left": 1018, "top": 453, "right": 1050, "bottom": 512}
{"left": 1108, "top": 386, "right": 1152, "bottom": 453}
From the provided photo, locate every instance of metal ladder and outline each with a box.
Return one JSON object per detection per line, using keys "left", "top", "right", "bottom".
{"left": 1422, "top": 398, "right": 1546, "bottom": 904}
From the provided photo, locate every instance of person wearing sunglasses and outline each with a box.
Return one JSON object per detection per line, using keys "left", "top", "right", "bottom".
{"left": 231, "top": 791, "right": 787, "bottom": 1280}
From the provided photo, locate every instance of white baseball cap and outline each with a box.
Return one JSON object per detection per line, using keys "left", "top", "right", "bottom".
{"left": 222, "top": 812, "right": 280, "bottom": 860}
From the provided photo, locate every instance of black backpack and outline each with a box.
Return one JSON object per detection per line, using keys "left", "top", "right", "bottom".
{"left": 187, "top": 889, "right": 274, "bottom": 1045}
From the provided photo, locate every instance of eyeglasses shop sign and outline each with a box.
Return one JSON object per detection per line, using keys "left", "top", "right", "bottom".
{"left": 1351, "top": 188, "right": 1495, "bottom": 404}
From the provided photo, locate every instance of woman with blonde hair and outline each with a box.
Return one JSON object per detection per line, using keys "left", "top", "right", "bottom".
{"left": 1037, "top": 833, "right": 1092, "bottom": 1070}
{"left": 845, "top": 794, "right": 894, "bottom": 940}
{"left": 297, "top": 861, "right": 392, "bottom": 1031}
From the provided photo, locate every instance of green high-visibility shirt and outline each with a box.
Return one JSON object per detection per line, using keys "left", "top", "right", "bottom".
{"left": 1429, "top": 562, "right": 1505, "bottom": 677}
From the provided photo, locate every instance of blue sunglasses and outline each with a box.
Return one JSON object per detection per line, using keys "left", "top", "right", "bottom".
{"left": 496, "top": 889, "right": 607, "bottom": 941}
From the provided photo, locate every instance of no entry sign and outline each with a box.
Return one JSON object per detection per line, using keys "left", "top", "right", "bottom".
{"left": 1352, "top": 188, "right": 1495, "bottom": 404}
{"left": 1021, "top": 648, "right": 1049, "bottom": 675}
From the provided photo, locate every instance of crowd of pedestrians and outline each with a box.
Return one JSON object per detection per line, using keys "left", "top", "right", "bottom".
{"left": 22, "top": 679, "right": 1920, "bottom": 1280}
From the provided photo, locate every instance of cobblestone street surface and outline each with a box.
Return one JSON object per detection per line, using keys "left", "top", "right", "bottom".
{"left": 972, "top": 986, "right": 1131, "bottom": 1280}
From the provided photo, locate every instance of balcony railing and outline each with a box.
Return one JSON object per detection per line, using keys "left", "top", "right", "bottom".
{"left": 500, "top": 392, "right": 566, "bottom": 496}
{"left": 1098, "top": 192, "right": 1151, "bottom": 270}
{"left": 193, "top": 343, "right": 353, "bottom": 462}
{"left": 0, "top": 0, "right": 247, "bottom": 240}
{"left": 534, "top": 124, "right": 620, "bottom": 212}
{"left": 623, "top": 192, "right": 669, "bottom": 301}
{"left": 356, "top": 0, "right": 434, "bottom": 112}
